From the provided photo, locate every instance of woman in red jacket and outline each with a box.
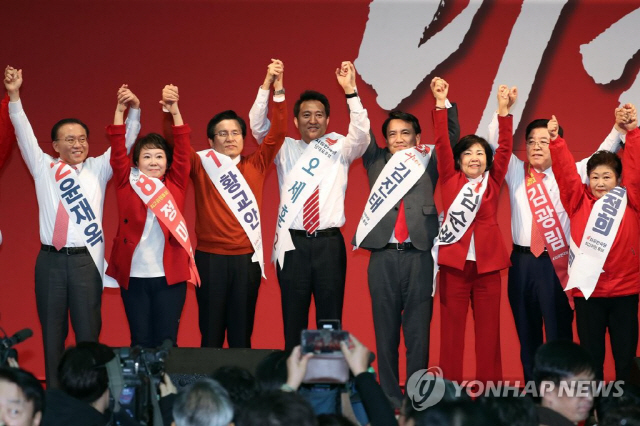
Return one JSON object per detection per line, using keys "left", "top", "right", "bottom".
{"left": 432, "top": 79, "right": 513, "bottom": 382}
{"left": 549, "top": 106, "right": 640, "bottom": 381}
{"left": 106, "top": 85, "right": 192, "bottom": 348}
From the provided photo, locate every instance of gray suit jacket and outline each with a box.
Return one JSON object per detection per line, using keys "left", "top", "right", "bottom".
{"left": 353, "top": 104, "right": 460, "bottom": 251}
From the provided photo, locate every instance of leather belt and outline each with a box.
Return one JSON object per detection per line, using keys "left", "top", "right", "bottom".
{"left": 290, "top": 228, "right": 341, "bottom": 238}
{"left": 41, "top": 244, "right": 89, "bottom": 255}
{"left": 384, "top": 242, "right": 415, "bottom": 251}
{"left": 512, "top": 244, "right": 548, "bottom": 256}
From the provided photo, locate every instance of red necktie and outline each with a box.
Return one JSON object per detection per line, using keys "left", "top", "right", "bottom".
{"left": 303, "top": 186, "right": 320, "bottom": 234}
{"left": 530, "top": 218, "right": 545, "bottom": 257}
{"left": 394, "top": 200, "right": 409, "bottom": 243}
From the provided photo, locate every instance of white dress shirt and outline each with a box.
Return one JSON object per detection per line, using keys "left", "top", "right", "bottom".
{"left": 9, "top": 99, "right": 141, "bottom": 247}
{"left": 130, "top": 209, "right": 164, "bottom": 277}
{"left": 249, "top": 88, "right": 371, "bottom": 230}
{"left": 486, "top": 114, "right": 624, "bottom": 246}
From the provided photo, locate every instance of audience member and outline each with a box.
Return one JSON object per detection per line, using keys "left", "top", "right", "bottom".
{"left": 235, "top": 391, "right": 317, "bottom": 426}
{"left": 0, "top": 367, "right": 44, "bottom": 426}
{"left": 172, "top": 378, "right": 233, "bottom": 426}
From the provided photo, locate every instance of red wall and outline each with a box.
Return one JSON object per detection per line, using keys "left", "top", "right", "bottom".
{"left": 0, "top": 0, "right": 638, "bottom": 383}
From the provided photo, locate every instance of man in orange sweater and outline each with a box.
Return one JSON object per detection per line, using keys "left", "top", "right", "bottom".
{"left": 168, "top": 60, "right": 287, "bottom": 348}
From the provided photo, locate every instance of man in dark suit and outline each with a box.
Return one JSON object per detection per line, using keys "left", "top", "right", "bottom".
{"left": 354, "top": 83, "right": 459, "bottom": 407}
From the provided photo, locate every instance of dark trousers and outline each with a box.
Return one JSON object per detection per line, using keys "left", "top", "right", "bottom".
{"left": 574, "top": 294, "right": 639, "bottom": 381}
{"left": 439, "top": 261, "right": 502, "bottom": 383}
{"left": 120, "top": 277, "right": 186, "bottom": 348}
{"left": 195, "top": 251, "right": 261, "bottom": 348}
{"left": 367, "top": 247, "right": 433, "bottom": 408}
{"left": 277, "top": 231, "right": 347, "bottom": 350}
{"left": 35, "top": 248, "right": 102, "bottom": 388}
{"left": 507, "top": 250, "right": 574, "bottom": 382}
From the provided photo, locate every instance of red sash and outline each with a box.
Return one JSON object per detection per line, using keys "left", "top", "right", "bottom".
{"left": 524, "top": 163, "right": 570, "bottom": 290}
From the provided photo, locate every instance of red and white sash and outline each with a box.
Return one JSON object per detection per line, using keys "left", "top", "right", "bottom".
{"left": 129, "top": 169, "right": 200, "bottom": 286}
{"left": 566, "top": 186, "right": 627, "bottom": 299}
{"left": 524, "top": 163, "right": 570, "bottom": 288}
{"left": 197, "top": 149, "right": 265, "bottom": 278}
{"left": 49, "top": 161, "right": 118, "bottom": 288}
{"left": 431, "top": 171, "right": 489, "bottom": 294}
{"left": 272, "top": 132, "right": 344, "bottom": 268}
{"left": 354, "top": 145, "right": 433, "bottom": 248}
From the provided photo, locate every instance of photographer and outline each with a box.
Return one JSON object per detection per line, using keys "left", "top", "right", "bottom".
{"left": 41, "top": 342, "right": 176, "bottom": 426}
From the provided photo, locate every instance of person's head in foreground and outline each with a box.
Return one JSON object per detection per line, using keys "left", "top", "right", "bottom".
{"left": 172, "top": 378, "right": 234, "bottom": 426}
{"left": 0, "top": 367, "right": 44, "bottom": 426}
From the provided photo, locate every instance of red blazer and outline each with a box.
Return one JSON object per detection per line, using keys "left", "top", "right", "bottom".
{"left": 551, "top": 129, "right": 640, "bottom": 298}
{"left": 433, "top": 109, "right": 513, "bottom": 274}
{"left": 106, "top": 124, "right": 191, "bottom": 289}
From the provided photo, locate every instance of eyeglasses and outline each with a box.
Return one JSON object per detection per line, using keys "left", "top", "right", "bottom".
{"left": 215, "top": 130, "right": 241, "bottom": 139}
{"left": 56, "top": 136, "right": 88, "bottom": 145}
{"left": 526, "top": 140, "right": 549, "bottom": 147}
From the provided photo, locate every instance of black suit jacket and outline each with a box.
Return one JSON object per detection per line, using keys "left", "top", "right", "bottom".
{"left": 353, "top": 104, "right": 460, "bottom": 251}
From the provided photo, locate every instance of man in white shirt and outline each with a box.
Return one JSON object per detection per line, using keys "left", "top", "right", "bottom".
{"left": 4, "top": 66, "right": 140, "bottom": 387}
{"left": 249, "top": 61, "right": 370, "bottom": 349}
{"left": 486, "top": 94, "right": 625, "bottom": 382}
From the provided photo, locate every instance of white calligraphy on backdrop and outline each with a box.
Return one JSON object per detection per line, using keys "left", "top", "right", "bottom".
{"left": 356, "top": 0, "right": 640, "bottom": 133}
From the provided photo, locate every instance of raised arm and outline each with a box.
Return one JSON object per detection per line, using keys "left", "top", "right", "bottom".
{"left": 549, "top": 115, "right": 584, "bottom": 217}
{"left": 160, "top": 85, "right": 190, "bottom": 188}
{"left": 431, "top": 77, "right": 456, "bottom": 182}
{"left": 575, "top": 106, "right": 627, "bottom": 182}
{"left": 248, "top": 59, "right": 283, "bottom": 144}
{"left": 4, "top": 66, "right": 45, "bottom": 178}
{"left": 336, "top": 61, "right": 371, "bottom": 161}
{"left": 251, "top": 61, "right": 288, "bottom": 171}
{"left": 617, "top": 105, "right": 640, "bottom": 209}
{"left": 115, "top": 84, "right": 141, "bottom": 153}
{"left": 486, "top": 86, "right": 517, "bottom": 152}
{"left": 491, "top": 85, "right": 514, "bottom": 185}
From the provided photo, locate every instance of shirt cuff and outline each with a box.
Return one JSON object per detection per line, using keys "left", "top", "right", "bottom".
{"left": 126, "top": 107, "right": 141, "bottom": 121}
{"left": 445, "top": 99, "right": 452, "bottom": 109}
{"left": 257, "top": 87, "right": 270, "bottom": 101}
{"left": 273, "top": 94, "right": 285, "bottom": 103}
{"left": 8, "top": 99, "right": 23, "bottom": 114}
{"left": 346, "top": 96, "right": 364, "bottom": 112}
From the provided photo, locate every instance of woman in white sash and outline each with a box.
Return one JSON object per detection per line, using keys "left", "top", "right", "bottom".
{"left": 433, "top": 80, "right": 513, "bottom": 383}
{"left": 106, "top": 85, "right": 192, "bottom": 348}
{"left": 549, "top": 106, "right": 640, "bottom": 381}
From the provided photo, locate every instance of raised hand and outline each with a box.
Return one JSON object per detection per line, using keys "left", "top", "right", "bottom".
{"left": 340, "top": 334, "right": 371, "bottom": 376}
{"left": 507, "top": 86, "right": 518, "bottom": 110}
{"left": 285, "top": 345, "right": 313, "bottom": 391}
{"left": 497, "top": 85, "right": 510, "bottom": 117}
{"left": 336, "top": 61, "right": 356, "bottom": 94}
{"left": 262, "top": 58, "right": 284, "bottom": 90}
{"left": 160, "top": 84, "right": 183, "bottom": 126}
{"left": 548, "top": 115, "right": 560, "bottom": 140}
{"left": 624, "top": 104, "right": 637, "bottom": 132}
{"left": 4, "top": 66, "right": 23, "bottom": 101}
{"left": 430, "top": 77, "right": 448, "bottom": 108}
{"left": 116, "top": 84, "right": 140, "bottom": 113}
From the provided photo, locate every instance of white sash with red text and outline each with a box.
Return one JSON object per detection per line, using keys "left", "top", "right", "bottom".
{"left": 354, "top": 145, "right": 433, "bottom": 248}
{"left": 524, "top": 163, "right": 570, "bottom": 289}
{"left": 128, "top": 169, "right": 200, "bottom": 286}
{"left": 431, "top": 172, "right": 489, "bottom": 295}
{"left": 272, "top": 133, "right": 344, "bottom": 268}
{"left": 197, "top": 149, "right": 265, "bottom": 278}
{"left": 49, "top": 161, "right": 118, "bottom": 288}
{"left": 566, "top": 186, "right": 627, "bottom": 299}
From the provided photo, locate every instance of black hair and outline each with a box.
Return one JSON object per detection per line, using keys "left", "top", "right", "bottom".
{"left": 381, "top": 110, "right": 421, "bottom": 139}
{"left": 317, "top": 414, "right": 356, "bottom": 426}
{"left": 477, "top": 394, "right": 537, "bottom": 426}
{"left": 51, "top": 118, "right": 90, "bottom": 142}
{"left": 58, "top": 342, "right": 115, "bottom": 404}
{"left": 586, "top": 150, "right": 622, "bottom": 179}
{"left": 132, "top": 133, "right": 173, "bottom": 170}
{"left": 452, "top": 135, "right": 494, "bottom": 172}
{"left": 235, "top": 391, "right": 318, "bottom": 426}
{"left": 533, "top": 341, "right": 595, "bottom": 389}
{"left": 0, "top": 367, "right": 45, "bottom": 415}
{"left": 412, "top": 400, "right": 499, "bottom": 426}
{"left": 294, "top": 90, "right": 330, "bottom": 119}
{"left": 525, "top": 118, "right": 564, "bottom": 140}
{"left": 206, "top": 110, "right": 247, "bottom": 140}
{"left": 254, "top": 351, "right": 289, "bottom": 392}
{"left": 210, "top": 366, "right": 258, "bottom": 412}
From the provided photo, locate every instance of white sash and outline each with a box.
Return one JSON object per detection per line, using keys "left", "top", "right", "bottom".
{"left": 431, "top": 171, "right": 489, "bottom": 295}
{"left": 128, "top": 168, "right": 201, "bottom": 286}
{"left": 272, "top": 132, "right": 344, "bottom": 268}
{"left": 197, "top": 149, "right": 265, "bottom": 278}
{"left": 566, "top": 186, "right": 627, "bottom": 299}
{"left": 354, "top": 145, "right": 433, "bottom": 248}
{"left": 49, "top": 161, "right": 118, "bottom": 288}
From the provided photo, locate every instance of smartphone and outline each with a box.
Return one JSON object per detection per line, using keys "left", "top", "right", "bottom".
{"left": 301, "top": 329, "right": 349, "bottom": 354}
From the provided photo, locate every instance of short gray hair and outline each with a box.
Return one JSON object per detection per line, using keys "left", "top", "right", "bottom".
{"left": 173, "top": 378, "right": 234, "bottom": 426}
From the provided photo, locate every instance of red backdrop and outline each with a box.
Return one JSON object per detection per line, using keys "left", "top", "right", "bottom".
{"left": 1, "top": 0, "right": 639, "bottom": 384}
